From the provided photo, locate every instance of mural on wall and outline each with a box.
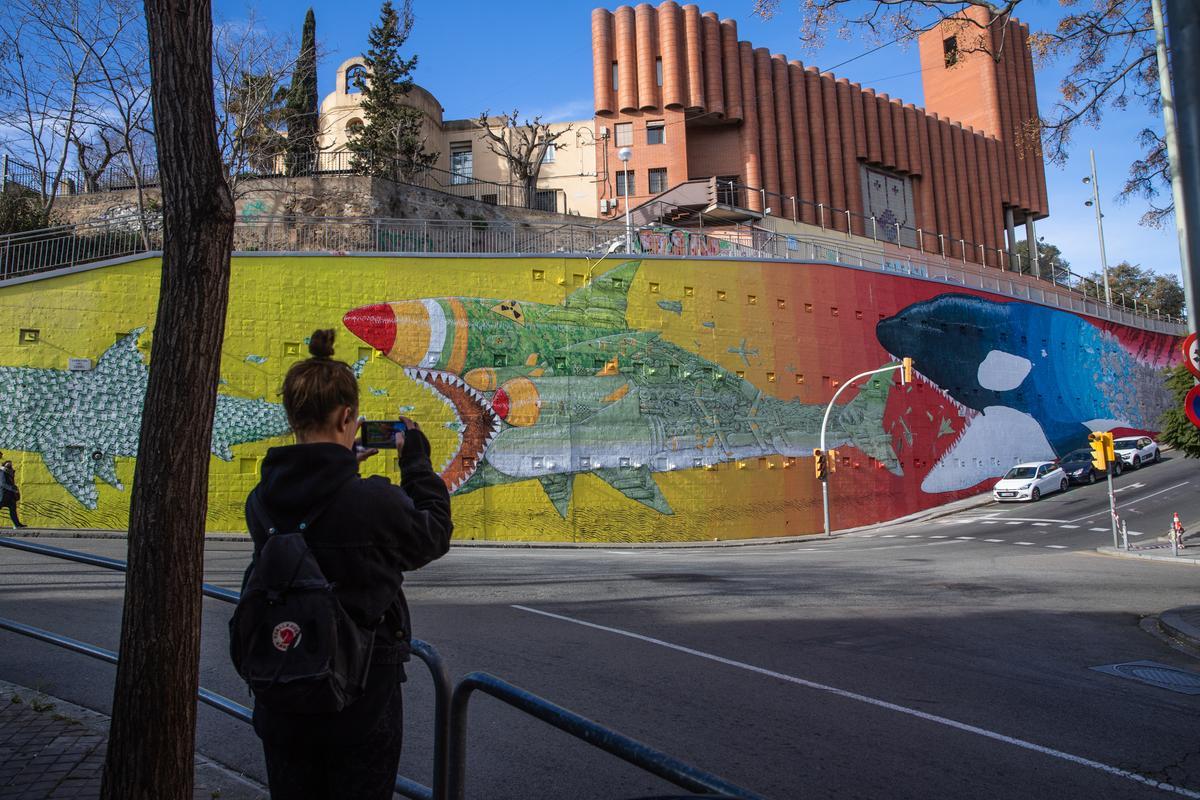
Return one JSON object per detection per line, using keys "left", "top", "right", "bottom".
{"left": 0, "top": 329, "right": 291, "bottom": 508}
{"left": 876, "top": 294, "right": 1174, "bottom": 493}
{"left": 342, "top": 260, "right": 899, "bottom": 516}
{"left": 0, "top": 254, "right": 1180, "bottom": 538}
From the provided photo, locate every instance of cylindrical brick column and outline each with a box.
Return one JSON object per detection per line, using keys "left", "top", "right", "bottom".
{"left": 952, "top": 124, "right": 978, "bottom": 262}
{"left": 904, "top": 104, "right": 922, "bottom": 176}
{"left": 820, "top": 72, "right": 846, "bottom": 232}
{"left": 863, "top": 87, "right": 882, "bottom": 165}
{"left": 615, "top": 6, "right": 639, "bottom": 113}
{"left": 592, "top": 9, "right": 615, "bottom": 115}
{"left": 635, "top": 3, "right": 659, "bottom": 111}
{"left": 850, "top": 83, "right": 867, "bottom": 160}
{"left": 1011, "top": 22, "right": 1035, "bottom": 214}
{"left": 789, "top": 61, "right": 815, "bottom": 224}
{"left": 720, "top": 19, "right": 742, "bottom": 121}
{"left": 837, "top": 78, "right": 863, "bottom": 235}
{"left": 702, "top": 12, "right": 725, "bottom": 117}
{"left": 659, "top": 2, "right": 685, "bottom": 109}
{"left": 1020, "top": 24, "right": 1049, "bottom": 216}
{"left": 804, "top": 66, "right": 830, "bottom": 224}
{"left": 755, "top": 48, "right": 782, "bottom": 204}
{"left": 877, "top": 93, "right": 896, "bottom": 168}
{"left": 915, "top": 107, "right": 938, "bottom": 252}
{"left": 773, "top": 56, "right": 798, "bottom": 204}
{"left": 938, "top": 117, "right": 963, "bottom": 257}
{"left": 986, "top": 136, "right": 1006, "bottom": 266}
{"left": 683, "top": 5, "right": 705, "bottom": 111}
{"left": 926, "top": 115, "right": 950, "bottom": 254}
{"left": 972, "top": 131, "right": 996, "bottom": 262}
{"left": 891, "top": 100, "right": 909, "bottom": 173}
{"left": 999, "top": 19, "right": 1023, "bottom": 210}
{"left": 739, "top": 41, "right": 763, "bottom": 210}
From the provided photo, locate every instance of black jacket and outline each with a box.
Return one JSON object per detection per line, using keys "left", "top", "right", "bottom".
{"left": 243, "top": 431, "right": 452, "bottom": 664}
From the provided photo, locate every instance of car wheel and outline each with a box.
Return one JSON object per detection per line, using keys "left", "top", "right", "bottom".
{"left": 1114, "top": 461, "right": 1123, "bottom": 477}
{"left": 1133, "top": 455, "right": 1141, "bottom": 469}
{"left": 1031, "top": 488, "right": 1041, "bottom": 501}
{"left": 1087, "top": 471, "right": 1096, "bottom": 485}
{"left": 1059, "top": 478, "right": 1068, "bottom": 493}
{"left": 1154, "top": 449, "right": 1161, "bottom": 463}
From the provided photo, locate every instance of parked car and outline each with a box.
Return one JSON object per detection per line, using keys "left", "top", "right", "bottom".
{"left": 1059, "top": 448, "right": 1121, "bottom": 484}
{"left": 1112, "top": 436, "right": 1161, "bottom": 469}
{"left": 992, "top": 461, "right": 1068, "bottom": 502}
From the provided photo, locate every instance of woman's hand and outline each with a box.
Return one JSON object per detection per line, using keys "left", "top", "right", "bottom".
{"left": 395, "top": 416, "right": 419, "bottom": 451}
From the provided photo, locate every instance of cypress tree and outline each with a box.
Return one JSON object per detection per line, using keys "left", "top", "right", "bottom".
{"left": 286, "top": 8, "right": 318, "bottom": 176}
{"left": 347, "top": 0, "right": 438, "bottom": 182}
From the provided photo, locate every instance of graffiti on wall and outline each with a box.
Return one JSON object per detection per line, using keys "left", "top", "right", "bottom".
{"left": 0, "top": 330, "right": 292, "bottom": 508}
{"left": 636, "top": 228, "right": 732, "bottom": 257}
{"left": 876, "top": 294, "right": 1174, "bottom": 492}
{"left": 342, "top": 260, "right": 899, "bottom": 516}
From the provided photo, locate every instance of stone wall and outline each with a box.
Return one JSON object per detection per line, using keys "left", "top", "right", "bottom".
{"left": 50, "top": 174, "right": 600, "bottom": 230}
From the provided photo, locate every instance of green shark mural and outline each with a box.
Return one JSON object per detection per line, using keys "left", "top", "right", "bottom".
{"left": 0, "top": 329, "right": 291, "bottom": 509}
{"left": 343, "top": 260, "right": 899, "bottom": 516}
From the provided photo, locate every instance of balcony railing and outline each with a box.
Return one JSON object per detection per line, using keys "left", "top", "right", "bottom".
{"left": 0, "top": 212, "right": 1183, "bottom": 334}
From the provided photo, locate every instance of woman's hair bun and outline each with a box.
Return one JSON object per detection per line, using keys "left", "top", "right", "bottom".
{"left": 308, "top": 329, "right": 336, "bottom": 359}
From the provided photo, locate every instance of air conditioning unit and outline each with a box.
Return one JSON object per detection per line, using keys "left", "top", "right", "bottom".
{"left": 600, "top": 199, "right": 610, "bottom": 213}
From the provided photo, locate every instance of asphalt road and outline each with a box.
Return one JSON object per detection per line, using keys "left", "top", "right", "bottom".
{"left": 1, "top": 454, "right": 1198, "bottom": 799}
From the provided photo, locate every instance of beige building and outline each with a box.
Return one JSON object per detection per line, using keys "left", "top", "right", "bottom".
{"left": 319, "top": 58, "right": 600, "bottom": 216}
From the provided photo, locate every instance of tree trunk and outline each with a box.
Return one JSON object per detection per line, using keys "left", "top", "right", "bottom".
{"left": 99, "top": 1, "right": 233, "bottom": 798}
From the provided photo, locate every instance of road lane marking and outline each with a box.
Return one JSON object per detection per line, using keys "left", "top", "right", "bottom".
{"left": 1112, "top": 482, "right": 1146, "bottom": 494}
{"left": 1060, "top": 525, "right": 1079, "bottom": 529}
{"left": 955, "top": 536, "right": 975, "bottom": 540}
{"left": 512, "top": 605, "right": 1200, "bottom": 799}
{"left": 882, "top": 535, "right": 898, "bottom": 538}
{"left": 984, "top": 539, "right": 1004, "bottom": 543}
{"left": 981, "top": 521, "right": 999, "bottom": 525}
{"left": 1015, "top": 542, "right": 1035, "bottom": 546}
{"left": 1090, "top": 528, "right": 1108, "bottom": 532}
{"left": 930, "top": 535, "right": 949, "bottom": 539}
{"left": 1033, "top": 523, "right": 1051, "bottom": 527}
{"left": 905, "top": 535, "right": 922, "bottom": 539}
{"left": 1046, "top": 545, "right": 1069, "bottom": 549}
{"left": 1066, "top": 481, "right": 1192, "bottom": 523}
{"left": 1005, "top": 522, "right": 1022, "bottom": 525}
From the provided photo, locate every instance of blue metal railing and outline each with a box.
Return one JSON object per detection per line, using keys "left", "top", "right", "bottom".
{"left": 0, "top": 536, "right": 766, "bottom": 799}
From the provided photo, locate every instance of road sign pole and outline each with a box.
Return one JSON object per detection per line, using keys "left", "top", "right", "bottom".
{"left": 1107, "top": 463, "right": 1119, "bottom": 548}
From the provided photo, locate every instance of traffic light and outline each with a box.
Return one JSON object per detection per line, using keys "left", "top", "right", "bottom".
{"left": 901, "top": 357, "right": 914, "bottom": 385}
{"left": 814, "top": 449, "right": 827, "bottom": 481}
{"left": 827, "top": 449, "right": 838, "bottom": 473}
{"left": 1087, "top": 432, "right": 1114, "bottom": 471}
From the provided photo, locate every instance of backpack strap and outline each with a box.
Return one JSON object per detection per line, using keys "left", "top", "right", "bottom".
{"left": 248, "top": 476, "right": 354, "bottom": 537}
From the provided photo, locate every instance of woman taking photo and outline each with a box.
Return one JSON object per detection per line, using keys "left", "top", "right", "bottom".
{"left": 241, "top": 329, "right": 452, "bottom": 799}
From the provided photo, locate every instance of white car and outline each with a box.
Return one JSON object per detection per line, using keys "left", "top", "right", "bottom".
{"left": 1112, "top": 436, "right": 1160, "bottom": 469}
{"left": 992, "top": 461, "right": 1068, "bottom": 502}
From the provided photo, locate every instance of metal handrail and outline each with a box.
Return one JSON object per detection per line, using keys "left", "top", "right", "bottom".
{"left": 448, "top": 672, "right": 764, "bottom": 800}
{"left": 0, "top": 536, "right": 445, "bottom": 800}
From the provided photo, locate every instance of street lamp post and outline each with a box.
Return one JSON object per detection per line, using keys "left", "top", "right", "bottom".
{"left": 819, "top": 359, "right": 912, "bottom": 537}
{"left": 618, "top": 146, "right": 633, "bottom": 253}
{"left": 1083, "top": 149, "right": 1113, "bottom": 306}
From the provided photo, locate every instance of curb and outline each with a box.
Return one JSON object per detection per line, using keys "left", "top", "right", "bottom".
{"left": 0, "top": 491, "right": 995, "bottom": 550}
{"left": 1095, "top": 545, "right": 1200, "bottom": 565}
{"left": 1158, "top": 606, "right": 1200, "bottom": 651}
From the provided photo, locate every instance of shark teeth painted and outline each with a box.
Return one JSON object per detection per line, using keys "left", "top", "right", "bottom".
{"left": 403, "top": 367, "right": 501, "bottom": 492}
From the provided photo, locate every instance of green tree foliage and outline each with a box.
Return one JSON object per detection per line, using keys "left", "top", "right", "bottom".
{"left": 224, "top": 70, "right": 288, "bottom": 177}
{"left": 348, "top": 0, "right": 437, "bottom": 182}
{"left": 1156, "top": 365, "right": 1200, "bottom": 458}
{"left": 285, "top": 8, "right": 318, "bottom": 176}
{"left": 0, "top": 189, "right": 48, "bottom": 234}
{"left": 1014, "top": 239, "right": 1071, "bottom": 282}
{"left": 1078, "top": 260, "right": 1185, "bottom": 318}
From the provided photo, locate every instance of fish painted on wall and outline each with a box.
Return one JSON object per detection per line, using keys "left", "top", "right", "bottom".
{"left": 0, "top": 329, "right": 290, "bottom": 508}
{"left": 875, "top": 293, "right": 1173, "bottom": 493}
{"left": 343, "top": 260, "right": 899, "bottom": 516}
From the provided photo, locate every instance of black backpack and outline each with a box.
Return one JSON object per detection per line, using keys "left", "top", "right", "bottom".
{"left": 229, "top": 485, "right": 376, "bottom": 713}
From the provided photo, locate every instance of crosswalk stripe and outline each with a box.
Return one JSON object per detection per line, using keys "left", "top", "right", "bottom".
{"left": 1015, "top": 542, "right": 1035, "bottom": 546}
{"left": 1060, "top": 525, "right": 1079, "bottom": 529}
{"left": 1046, "top": 545, "right": 1068, "bottom": 549}
{"left": 983, "top": 539, "right": 1004, "bottom": 543}
{"left": 1090, "top": 527, "right": 1108, "bottom": 532}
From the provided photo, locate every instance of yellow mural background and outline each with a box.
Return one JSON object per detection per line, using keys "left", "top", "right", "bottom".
{"left": 0, "top": 253, "right": 878, "bottom": 540}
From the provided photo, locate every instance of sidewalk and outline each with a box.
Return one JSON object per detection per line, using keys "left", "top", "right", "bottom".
{"left": 1097, "top": 532, "right": 1200, "bottom": 566}
{"left": 0, "top": 680, "right": 264, "bottom": 799}
{"left": 1158, "top": 607, "right": 1200, "bottom": 652}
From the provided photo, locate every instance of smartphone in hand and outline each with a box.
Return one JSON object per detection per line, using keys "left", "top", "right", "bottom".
{"left": 361, "top": 420, "right": 407, "bottom": 449}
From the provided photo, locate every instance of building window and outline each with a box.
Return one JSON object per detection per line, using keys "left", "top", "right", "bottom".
{"left": 450, "top": 142, "right": 472, "bottom": 184}
{"left": 648, "top": 167, "right": 668, "bottom": 194}
{"left": 655, "top": 57, "right": 663, "bottom": 86}
{"left": 612, "top": 61, "right": 619, "bottom": 88}
{"left": 345, "top": 63, "right": 367, "bottom": 93}
{"left": 646, "top": 121, "right": 665, "bottom": 145}
{"left": 615, "top": 169, "right": 634, "bottom": 197}
{"left": 615, "top": 122, "right": 633, "bottom": 147}
{"left": 943, "top": 36, "right": 958, "bottom": 67}
{"left": 533, "top": 189, "right": 557, "bottom": 212}
{"left": 346, "top": 118, "right": 364, "bottom": 138}
{"left": 541, "top": 143, "right": 556, "bottom": 164}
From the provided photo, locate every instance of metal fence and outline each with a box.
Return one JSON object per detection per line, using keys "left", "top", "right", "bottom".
{"left": 0, "top": 211, "right": 1184, "bottom": 334}
{"left": 0, "top": 536, "right": 762, "bottom": 800}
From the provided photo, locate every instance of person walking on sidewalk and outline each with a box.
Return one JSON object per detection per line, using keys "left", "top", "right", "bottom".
{"left": 0, "top": 458, "right": 27, "bottom": 529}
{"left": 240, "top": 329, "right": 452, "bottom": 800}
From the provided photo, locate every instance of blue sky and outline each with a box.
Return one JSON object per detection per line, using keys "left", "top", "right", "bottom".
{"left": 214, "top": 0, "right": 1184, "bottom": 280}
